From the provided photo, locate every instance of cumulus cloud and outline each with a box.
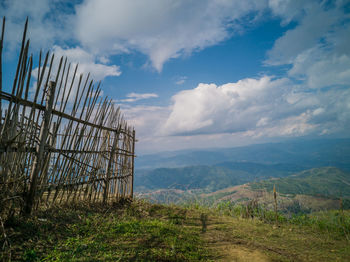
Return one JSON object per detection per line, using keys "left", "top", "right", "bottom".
{"left": 120, "top": 92, "right": 158, "bottom": 103}
{"left": 74, "top": 0, "right": 267, "bottom": 72}
{"left": 124, "top": 82, "right": 350, "bottom": 154}
{"left": 162, "top": 76, "right": 291, "bottom": 135}
{"left": 160, "top": 76, "right": 350, "bottom": 138}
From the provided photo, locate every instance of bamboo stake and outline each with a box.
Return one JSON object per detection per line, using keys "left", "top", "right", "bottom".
{"left": 130, "top": 129, "right": 135, "bottom": 198}
{"left": 24, "top": 81, "right": 56, "bottom": 215}
{"left": 273, "top": 184, "right": 278, "bottom": 223}
{"left": 0, "top": 17, "right": 5, "bottom": 122}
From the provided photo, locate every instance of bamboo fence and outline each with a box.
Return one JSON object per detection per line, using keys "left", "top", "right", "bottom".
{"left": 0, "top": 18, "right": 136, "bottom": 218}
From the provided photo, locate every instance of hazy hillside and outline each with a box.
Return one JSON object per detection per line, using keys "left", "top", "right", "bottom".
{"left": 135, "top": 139, "right": 350, "bottom": 210}
{"left": 135, "top": 162, "right": 303, "bottom": 192}
{"left": 198, "top": 167, "right": 350, "bottom": 212}
{"left": 138, "top": 167, "right": 350, "bottom": 212}
{"left": 136, "top": 139, "right": 350, "bottom": 170}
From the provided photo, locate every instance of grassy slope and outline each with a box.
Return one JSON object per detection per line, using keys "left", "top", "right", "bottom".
{"left": 5, "top": 202, "right": 209, "bottom": 261}
{"left": 3, "top": 201, "right": 350, "bottom": 261}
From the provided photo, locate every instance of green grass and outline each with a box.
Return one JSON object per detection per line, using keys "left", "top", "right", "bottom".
{"left": 2, "top": 200, "right": 350, "bottom": 261}
{"left": 45, "top": 218, "right": 205, "bottom": 261}
{"left": 212, "top": 200, "right": 350, "bottom": 238}
{"left": 290, "top": 210, "right": 350, "bottom": 238}
{"left": 3, "top": 201, "right": 210, "bottom": 261}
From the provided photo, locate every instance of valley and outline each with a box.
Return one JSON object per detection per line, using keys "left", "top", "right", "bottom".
{"left": 135, "top": 139, "right": 350, "bottom": 213}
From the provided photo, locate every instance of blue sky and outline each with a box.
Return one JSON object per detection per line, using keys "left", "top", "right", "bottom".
{"left": 1, "top": 0, "right": 350, "bottom": 154}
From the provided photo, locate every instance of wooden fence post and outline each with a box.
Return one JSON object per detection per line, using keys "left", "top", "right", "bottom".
{"left": 130, "top": 129, "right": 135, "bottom": 198}
{"left": 24, "top": 81, "right": 55, "bottom": 215}
{"left": 0, "top": 17, "right": 5, "bottom": 122}
{"left": 103, "top": 130, "right": 119, "bottom": 204}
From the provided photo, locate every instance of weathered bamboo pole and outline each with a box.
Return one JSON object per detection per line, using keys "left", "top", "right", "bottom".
{"left": 130, "top": 129, "right": 135, "bottom": 198}
{"left": 103, "top": 129, "right": 119, "bottom": 203}
{"left": 0, "top": 17, "right": 5, "bottom": 121}
{"left": 24, "top": 81, "right": 56, "bottom": 215}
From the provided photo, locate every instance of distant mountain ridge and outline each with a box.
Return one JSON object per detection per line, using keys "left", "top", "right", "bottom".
{"left": 137, "top": 166, "right": 350, "bottom": 211}
{"left": 198, "top": 167, "right": 350, "bottom": 211}
{"left": 136, "top": 138, "right": 350, "bottom": 170}
{"left": 135, "top": 161, "right": 306, "bottom": 192}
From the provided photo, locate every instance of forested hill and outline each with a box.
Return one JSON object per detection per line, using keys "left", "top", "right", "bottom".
{"left": 250, "top": 167, "right": 350, "bottom": 198}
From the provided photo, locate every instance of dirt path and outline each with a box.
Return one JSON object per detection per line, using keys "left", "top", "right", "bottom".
{"left": 201, "top": 216, "right": 274, "bottom": 262}
{"left": 209, "top": 242, "right": 270, "bottom": 262}
{"left": 203, "top": 226, "right": 271, "bottom": 262}
{"left": 189, "top": 208, "right": 350, "bottom": 261}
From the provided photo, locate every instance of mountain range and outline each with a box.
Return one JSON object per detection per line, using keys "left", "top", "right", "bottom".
{"left": 135, "top": 138, "right": 350, "bottom": 192}
{"left": 136, "top": 138, "right": 350, "bottom": 170}
{"left": 135, "top": 139, "right": 350, "bottom": 210}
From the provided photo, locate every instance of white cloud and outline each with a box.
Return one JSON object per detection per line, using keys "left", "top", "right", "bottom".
{"left": 2, "top": 0, "right": 350, "bottom": 154}
{"left": 74, "top": 0, "right": 267, "bottom": 72}
{"left": 121, "top": 105, "right": 169, "bottom": 138}
{"left": 252, "top": 111, "right": 317, "bottom": 138}
{"left": 162, "top": 76, "right": 294, "bottom": 135}
{"left": 289, "top": 48, "right": 350, "bottom": 88}
{"left": 1, "top": 1, "right": 122, "bottom": 84}
{"left": 159, "top": 76, "right": 350, "bottom": 139}
{"left": 30, "top": 45, "right": 120, "bottom": 106}
{"left": 268, "top": 0, "right": 306, "bottom": 25}
{"left": 121, "top": 103, "right": 268, "bottom": 154}
{"left": 120, "top": 92, "right": 158, "bottom": 103}
{"left": 266, "top": 0, "right": 350, "bottom": 89}
{"left": 125, "top": 83, "right": 350, "bottom": 153}
{"left": 50, "top": 46, "right": 121, "bottom": 81}
{"left": 266, "top": 1, "right": 343, "bottom": 65}
{"left": 0, "top": 0, "right": 74, "bottom": 54}
{"left": 175, "top": 76, "right": 187, "bottom": 85}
